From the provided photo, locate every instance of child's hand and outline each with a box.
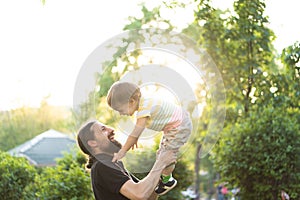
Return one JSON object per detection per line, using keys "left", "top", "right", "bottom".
{"left": 131, "top": 140, "right": 138, "bottom": 150}
{"left": 112, "top": 149, "right": 126, "bottom": 162}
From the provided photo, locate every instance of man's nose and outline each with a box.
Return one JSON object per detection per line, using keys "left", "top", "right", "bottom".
{"left": 107, "top": 127, "right": 114, "bottom": 133}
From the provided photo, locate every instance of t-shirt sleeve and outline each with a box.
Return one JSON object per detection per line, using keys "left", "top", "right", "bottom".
{"left": 136, "top": 109, "right": 151, "bottom": 118}
{"left": 94, "top": 162, "right": 131, "bottom": 194}
{"left": 136, "top": 98, "right": 152, "bottom": 119}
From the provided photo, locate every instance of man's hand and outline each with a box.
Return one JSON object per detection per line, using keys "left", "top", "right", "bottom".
{"left": 156, "top": 149, "right": 177, "bottom": 169}
{"left": 112, "top": 149, "right": 127, "bottom": 162}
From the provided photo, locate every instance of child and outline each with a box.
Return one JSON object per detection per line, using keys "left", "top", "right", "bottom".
{"left": 107, "top": 81, "right": 192, "bottom": 195}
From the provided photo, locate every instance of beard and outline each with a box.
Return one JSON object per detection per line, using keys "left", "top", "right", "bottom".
{"left": 111, "top": 138, "right": 122, "bottom": 149}
{"left": 102, "top": 138, "right": 122, "bottom": 154}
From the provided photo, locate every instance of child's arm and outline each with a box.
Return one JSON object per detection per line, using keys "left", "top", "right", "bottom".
{"left": 112, "top": 117, "right": 148, "bottom": 162}
{"left": 123, "top": 116, "right": 148, "bottom": 151}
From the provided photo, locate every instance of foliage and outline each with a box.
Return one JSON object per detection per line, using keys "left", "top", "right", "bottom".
{"left": 56, "top": 147, "right": 87, "bottom": 170}
{"left": 281, "top": 41, "right": 300, "bottom": 71}
{"left": 183, "top": 1, "right": 274, "bottom": 198}
{"left": 278, "top": 41, "right": 300, "bottom": 108}
{"left": 0, "top": 151, "right": 36, "bottom": 200}
{"left": 188, "top": 0, "right": 300, "bottom": 198}
{"left": 124, "top": 142, "right": 193, "bottom": 200}
{"left": 70, "top": 0, "right": 300, "bottom": 199}
{"left": 214, "top": 106, "right": 300, "bottom": 199}
{"left": 0, "top": 148, "right": 93, "bottom": 200}
{"left": 35, "top": 151, "right": 93, "bottom": 200}
{"left": 95, "top": 5, "right": 173, "bottom": 101}
{"left": 0, "top": 99, "right": 72, "bottom": 151}
{"left": 230, "top": 0, "right": 276, "bottom": 113}
{"left": 124, "top": 146, "right": 157, "bottom": 174}
{"left": 125, "top": 148, "right": 193, "bottom": 200}
{"left": 192, "top": 0, "right": 276, "bottom": 119}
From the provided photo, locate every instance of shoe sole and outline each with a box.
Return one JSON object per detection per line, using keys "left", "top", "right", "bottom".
{"left": 157, "top": 179, "right": 177, "bottom": 196}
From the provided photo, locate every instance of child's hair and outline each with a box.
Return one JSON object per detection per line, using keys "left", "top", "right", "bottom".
{"left": 107, "top": 82, "right": 141, "bottom": 110}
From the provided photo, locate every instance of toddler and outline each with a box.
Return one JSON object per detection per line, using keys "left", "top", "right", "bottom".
{"left": 107, "top": 81, "right": 192, "bottom": 195}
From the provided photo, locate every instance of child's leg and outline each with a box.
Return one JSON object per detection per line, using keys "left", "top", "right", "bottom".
{"left": 155, "top": 161, "right": 177, "bottom": 195}
{"left": 161, "top": 163, "right": 175, "bottom": 183}
{"left": 160, "top": 111, "right": 192, "bottom": 183}
{"left": 158, "top": 136, "right": 179, "bottom": 184}
{"left": 155, "top": 111, "right": 192, "bottom": 195}
{"left": 155, "top": 147, "right": 178, "bottom": 195}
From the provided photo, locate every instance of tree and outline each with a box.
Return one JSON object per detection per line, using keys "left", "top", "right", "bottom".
{"left": 79, "top": 4, "right": 197, "bottom": 198}
{"left": 193, "top": 0, "right": 276, "bottom": 119}
{"left": 0, "top": 99, "right": 72, "bottom": 151}
{"left": 71, "top": 1, "right": 299, "bottom": 199}
{"left": 281, "top": 41, "right": 300, "bottom": 74}
{"left": 279, "top": 41, "right": 300, "bottom": 108}
{"left": 184, "top": 1, "right": 230, "bottom": 194}
{"left": 212, "top": 33, "right": 300, "bottom": 197}
{"left": 188, "top": 1, "right": 300, "bottom": 199}
{"left": 232, "top": 0, "right": 275, "bottom": 110}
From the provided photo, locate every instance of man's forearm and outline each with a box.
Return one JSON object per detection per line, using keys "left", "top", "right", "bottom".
{"left": 148, "top": 192, "right": 158, "bottom": 200}
{"left": 120, "top": 150, "right": 175, "bottom": 200}
{"left": 136, "top": 160, "right": 165, "bottom": 198}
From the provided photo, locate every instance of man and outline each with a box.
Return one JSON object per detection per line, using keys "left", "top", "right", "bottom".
{"left": 77, "top": 120, "right": 176, "bottom": 200}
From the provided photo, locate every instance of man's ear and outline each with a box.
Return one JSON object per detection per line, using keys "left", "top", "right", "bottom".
{"left": 87, "top": 140, "right": 97, "bottom": 147}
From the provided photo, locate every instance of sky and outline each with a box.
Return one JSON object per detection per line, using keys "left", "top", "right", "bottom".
{"left": 0, "top": 0, "right": 299, "bottom": 111}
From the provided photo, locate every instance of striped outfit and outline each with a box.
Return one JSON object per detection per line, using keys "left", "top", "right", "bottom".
{"left": 136, "top": 97, "right": 192, "bottom": 152}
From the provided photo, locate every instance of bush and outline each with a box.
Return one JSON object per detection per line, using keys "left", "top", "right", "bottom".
{"left": 0, "top": 151, "right": 36, "bottom": 199}
{"left": 35, "top": 151, "right": 93, "bottom": 200}
{"left": 214, "top": 106, "right": 300, "bottom": 199}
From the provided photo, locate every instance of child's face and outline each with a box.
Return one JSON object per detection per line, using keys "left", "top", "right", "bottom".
{"left": 115, "top": 99, "right": 138, "bottom": 116}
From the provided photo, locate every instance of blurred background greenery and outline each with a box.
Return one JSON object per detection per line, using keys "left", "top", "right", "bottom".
{"left": 1, "top": 0, "right": 299, "bottom": 199}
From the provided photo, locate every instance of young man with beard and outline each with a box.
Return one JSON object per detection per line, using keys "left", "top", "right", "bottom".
{"left": 77, "top": 120, "right": 176, "bottom": 200}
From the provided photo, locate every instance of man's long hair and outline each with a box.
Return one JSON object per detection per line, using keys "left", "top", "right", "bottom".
{"left": 77, "top": 120, "right": 97, "bottom": 169}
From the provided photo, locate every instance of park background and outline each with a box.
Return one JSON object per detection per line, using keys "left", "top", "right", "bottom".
{"left": 0, "top": 0, "right": 299, "bottom": 199}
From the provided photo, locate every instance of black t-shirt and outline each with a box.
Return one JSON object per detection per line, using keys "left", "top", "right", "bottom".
{"left": 91, "top": 154, "right": 139, "bottom": 200}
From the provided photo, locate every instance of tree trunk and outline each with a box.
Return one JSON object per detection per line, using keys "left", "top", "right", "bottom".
{"left": 194, "top": 143, "right": 202, "bottom": 200}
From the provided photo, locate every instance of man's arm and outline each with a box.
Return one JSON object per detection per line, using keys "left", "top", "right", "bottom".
{"left": 119, "top": 150, "right": 176, "bottom": 200}
{"left": 148, "top": 191, "right": 158, "bottom": 200}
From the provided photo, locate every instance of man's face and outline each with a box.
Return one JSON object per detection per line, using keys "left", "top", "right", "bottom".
{"left": 91, "top": 122, "right": 122, "bottom": 153}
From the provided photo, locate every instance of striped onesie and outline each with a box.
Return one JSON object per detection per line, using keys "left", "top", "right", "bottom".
{"left": 136, "top": 96, "right": 192, "bottom": 152}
